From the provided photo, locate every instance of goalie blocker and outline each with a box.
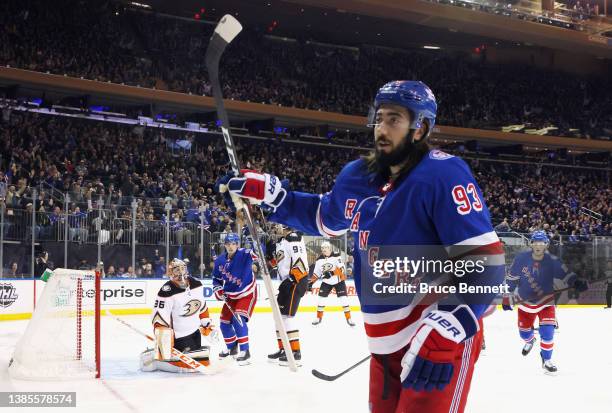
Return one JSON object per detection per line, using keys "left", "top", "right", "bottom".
{"left": 141, "top": 259, "right": 214, "bottom": 373}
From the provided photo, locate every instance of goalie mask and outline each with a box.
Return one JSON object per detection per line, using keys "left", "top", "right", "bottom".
{"left": 320, "top": 241, "right": 332, "bottom": 257}
{"left": 169, "top": 258, "right": 188, "bottom": 288}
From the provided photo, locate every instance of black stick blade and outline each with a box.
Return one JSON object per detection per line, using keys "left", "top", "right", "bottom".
{"left": 311, "top": 369, "right": 339, "bottom": 381}
{"left": 311, "top": 355, "right": 371, "bottom": 382}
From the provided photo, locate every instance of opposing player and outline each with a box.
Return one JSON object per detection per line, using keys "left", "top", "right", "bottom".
{"left": 212, "top": 233, "right": 257, "bottom": 365}
{"left": 267, "top": 227, "right": 309, "bottom": 366}
{"left": 503, "top": 230, "right": 587, "bottom": 374}
{"left": 220, "top": 80, "right": 506, "bottom": 412}
{"left": 141, "top": 258, "right": 214, "bottom": 373}
{"left": 309, "top": 241, "right": 355, "bottom": 326}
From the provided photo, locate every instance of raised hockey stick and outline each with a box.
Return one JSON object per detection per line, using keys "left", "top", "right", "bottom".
{"left": 109, "top": 314, "right": 222, "bottom": 375}
{"left": 205, "top": 15, "right": 297, "bottom": 372}
{"left": 312, "top": 355, "right": 371, "bottom": 381}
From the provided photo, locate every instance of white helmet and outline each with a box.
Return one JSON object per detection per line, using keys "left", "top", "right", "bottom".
{"left": 321, "top": 241, "right": 332, "bottom": 255}
{"left": 169, "top": 258, "right": 188, "bottom": 288}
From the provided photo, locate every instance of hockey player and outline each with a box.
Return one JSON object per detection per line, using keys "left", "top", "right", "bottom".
{"left": 503, "top": 230, "right": 587, "bottom": 374}
{"left": 309, "top": 241, "right": 355, "bottom": 326}
{"left": 212, "top": 233, "right": 257, "bottom": 365}
{"left": 219, "top": 80, "right": 506, "bottom": 412}
{"left": 141, "top": 258, "right": 214, "bottom": 373}
{"left": 267, "top": 227, "right": 309, "bottom": 366}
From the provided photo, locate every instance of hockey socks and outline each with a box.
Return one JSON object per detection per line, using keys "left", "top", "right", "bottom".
{"left": 276, "top": 329, "right": 300, "bottom": 351}
{"left": 519, "top": 326, "right": 534, "bottom": 343}
{"left": 538, "top": 324, "right": 555, "bottom": 361}
{"left": 220, "top": 320, "right": 237, "bottom": 350}
{"left": 277, "top": 316, "right": 301, "bottom": 351}
{"left": 232, "top": 315, "right": 250, "bottom": 352}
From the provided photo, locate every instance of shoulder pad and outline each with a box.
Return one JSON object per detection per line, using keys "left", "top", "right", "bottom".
{"left": 330, "top": 252, "right": 342, "bottom": 258}
{"left": 285, "top": 232, "right": 302, "bottom": 242}
{"left": 188, "top": 277, "right": 202, "bottom": 289}
{"left": 158, "top": 281, "right": 181, "bottom": 297}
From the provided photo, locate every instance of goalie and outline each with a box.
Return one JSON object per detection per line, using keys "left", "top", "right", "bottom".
{"left": 140, "top": 258, "right": 215, "bottom": 373}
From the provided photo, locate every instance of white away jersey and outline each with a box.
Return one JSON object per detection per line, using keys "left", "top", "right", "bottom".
{"left": 275, "top": 235, "right": 309, "bottom": 281}
{"left": 152, "top": 277, "right": 208, "bottom": 339}
{"left": 313, "top": 252, "right": 346, "bottom": 285}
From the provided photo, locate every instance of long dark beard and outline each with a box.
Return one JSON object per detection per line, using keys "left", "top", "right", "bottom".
{"left": 375, "top": 135, "right": 414, "bottom": 168}
{"left": 364, "top": 134, "right": 430, "bottom": 181}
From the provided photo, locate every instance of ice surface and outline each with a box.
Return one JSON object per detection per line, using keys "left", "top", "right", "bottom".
{"left": 1, "top": 308, "right": 611, "bottom": 413}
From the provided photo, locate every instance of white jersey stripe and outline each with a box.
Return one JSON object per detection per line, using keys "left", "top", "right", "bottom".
{"left": 316, "top": 201, "right": 347, "bottom": 237}
{"left": 450, "top": 337, "right": 472, "bottom": 413}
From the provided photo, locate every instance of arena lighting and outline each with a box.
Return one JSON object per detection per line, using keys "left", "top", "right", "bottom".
{"left": 423, "top": 45, "right": 441, "bottom": 49}
{"left": 129, "top": 2, "right": 152, "bottom": 9}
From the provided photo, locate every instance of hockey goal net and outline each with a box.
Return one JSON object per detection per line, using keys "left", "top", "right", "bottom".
{"left": 8, "top": 269, "right": 101, "bottom": 380}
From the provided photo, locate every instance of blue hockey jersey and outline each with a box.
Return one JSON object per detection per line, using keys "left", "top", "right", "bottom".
{"left": 506, "top": 250, "right": 575, "bottom": 312}
{"left": 270, "top": 149, "right": 505, "bottom": 354}
{"left": 212, "top": 248, "right": 257, "bottom": 299}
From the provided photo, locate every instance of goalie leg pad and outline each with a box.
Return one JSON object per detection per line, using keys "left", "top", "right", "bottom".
{"left": 140, "top": 347, "right": 211, "bottom": 373}
{"left": 155, "top": 326, "right": 174, "bottom": 360}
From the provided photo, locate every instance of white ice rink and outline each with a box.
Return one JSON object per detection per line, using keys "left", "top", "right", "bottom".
{"left": 1, "top": 308, "right": 611, "bottom": 413}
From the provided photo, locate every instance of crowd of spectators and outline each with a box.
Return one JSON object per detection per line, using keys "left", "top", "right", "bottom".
{"left": 0, "top": 110, "right": 610, "bottom": 277}
{"left": 1, "top": 0, "right": 610, "bottom": 140}
{"left": 470, "top": 159, "right": 611, "bottom": 241}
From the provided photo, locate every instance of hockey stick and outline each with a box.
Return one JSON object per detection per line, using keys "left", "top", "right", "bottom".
{"left": 109, "top": 314, "right": 221, "bottom": 375}
{"left": 223, "top": 297, "right": 244, "bottom": 327}
{"left": 205, "top": 15, "right": 297, "bottom": 372}
{"left": 512, "top": 286, "right": 575, "bottom": 307}
{"left": 312, "top": 355, "right": 371, "bottom": 381}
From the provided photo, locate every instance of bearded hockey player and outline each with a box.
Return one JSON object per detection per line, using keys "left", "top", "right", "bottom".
{"left": 503, "top": 230, "right": 587, "bottom": 374}
{"left": 212, "top": 233, "right": 257, "bottom": 365}
{"left": 141, "top": 259, "right": 213, "bottom": 373}
{"left": 220, "top": 80, "right": 506, "bottom": 412}
{"left": 309, "top": 241, "right": 355, "bottom": 327}
{"left": 267, "top": 227, "right": 309, "bottom": 366}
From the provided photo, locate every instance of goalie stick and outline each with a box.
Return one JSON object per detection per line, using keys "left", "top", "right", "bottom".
{"left": 204, "top": 14, "right": 297, "bottom": 372}
{"left": 110, "top": 314, "right": 224, "bottom": 375}
{"left": 312, "top": 355, "right": 371, "bottom": 381}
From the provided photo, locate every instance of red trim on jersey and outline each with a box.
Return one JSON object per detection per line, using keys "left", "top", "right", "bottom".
{"left": 364, "top": 305, "right": 428, "bottom": 338}
{"left": 455, "top": 241, "right": 504, "bottom": 259}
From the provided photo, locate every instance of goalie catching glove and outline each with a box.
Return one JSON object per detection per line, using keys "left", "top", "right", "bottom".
{"left": 400, "top": 306, "right": 478, "bottom": 392}
{"left": 199, "top": 317, "right": 214, "bottom": 337}
{"left": 215, "top": 170, "right": 288, "bottom": 212}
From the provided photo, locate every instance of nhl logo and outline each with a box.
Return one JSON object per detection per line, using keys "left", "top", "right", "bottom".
{"left": 0, "top": 283, "right": 19, "bottom": 308}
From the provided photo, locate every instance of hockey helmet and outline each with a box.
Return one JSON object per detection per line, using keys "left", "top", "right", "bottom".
{"left": 371, "top": 80, "right": 437, "bottom": 139}
{"left": 320, "top": 241, "right": 332, "bottom": 255}
{"left": 169, "top": 258, "right": 188, "bottom": 287}
{"left": 530, "top": 230, "right": 550, "bottom": 244}
{"left": 224, "top": 232, "right": 240, "bottom": 245}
